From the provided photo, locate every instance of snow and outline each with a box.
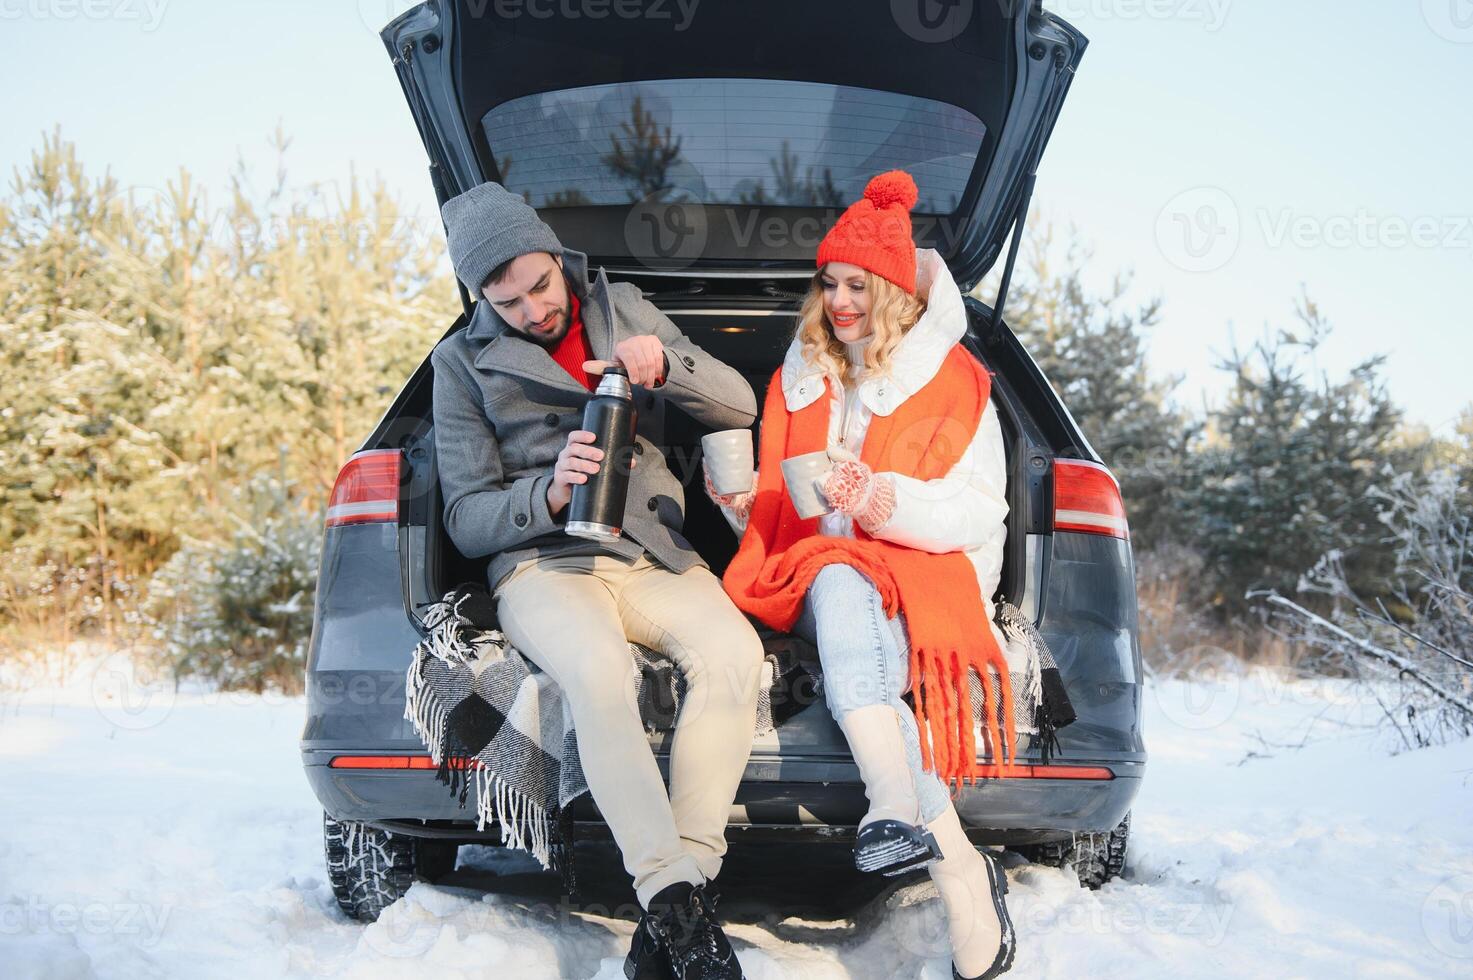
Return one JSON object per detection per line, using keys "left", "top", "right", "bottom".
{"left": 3, "top": 652, "right": 1472, "bottom": 978}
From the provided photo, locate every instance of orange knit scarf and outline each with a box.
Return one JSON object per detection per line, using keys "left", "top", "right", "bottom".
{"left": 722, "top": 346, "right": 1024, "bottom": 785}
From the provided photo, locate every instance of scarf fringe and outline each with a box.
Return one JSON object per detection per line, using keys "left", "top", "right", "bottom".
{"left": 472, "top": 763, "right": 554, "bottom": 868}
{"left": 914, "top": 640, "right": 1028, "bottom": 786}
{"left": 405, "top": 634, "right": 556, "bottom": 869}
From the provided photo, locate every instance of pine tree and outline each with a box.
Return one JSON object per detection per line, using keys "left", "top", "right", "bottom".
{"left": 603, "top": 95, "right": 685, "bottom": 202}
{"left": 0, "top": 130, "right": 458, "bottom": 655}
{"left": 1187, "top": 294, "right": 1409, "bottom": 616}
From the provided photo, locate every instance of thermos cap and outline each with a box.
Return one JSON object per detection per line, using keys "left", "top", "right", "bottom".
{"left": 594, "top": 365, "right": 632, "bottom": 399}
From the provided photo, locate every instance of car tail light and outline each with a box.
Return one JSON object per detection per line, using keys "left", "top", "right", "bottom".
{"left": 330, "top": 755, "right": 478, "bottom": 770}
{"left": 1006, "top": 764, "right": 1114, "bottom": 780}
{"left": 325, "top": 450, "right": 401, "bottom": 528}
{"left": 1053, "top": 459, "right": 1129, "bottom": 539}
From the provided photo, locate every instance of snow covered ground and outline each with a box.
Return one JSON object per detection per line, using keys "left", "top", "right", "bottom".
{"left": 3, "top": 650, "right": 1472, "bottom": 979}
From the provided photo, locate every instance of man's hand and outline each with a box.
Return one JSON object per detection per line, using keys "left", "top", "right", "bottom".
{"left": 583, "top": 334, "right": 667, "bottom": 387}
{"left": 547, "top": 429, "right": 637, "bottom": 516}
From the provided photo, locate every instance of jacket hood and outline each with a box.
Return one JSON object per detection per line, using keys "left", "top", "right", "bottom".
{"left": 780, "top": 247, "right": 967, "bottom": 418}
{"left": 464, "top": 247, "right": 596, "bottom": 343}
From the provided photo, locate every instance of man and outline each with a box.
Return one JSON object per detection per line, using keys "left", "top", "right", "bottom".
{"left": 431, "top": 181, "right": 762, "bottom": 980}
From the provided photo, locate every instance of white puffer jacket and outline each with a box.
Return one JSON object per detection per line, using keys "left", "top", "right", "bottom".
{"left": 715, "top": 248, "right": 1013, "bottom": 649}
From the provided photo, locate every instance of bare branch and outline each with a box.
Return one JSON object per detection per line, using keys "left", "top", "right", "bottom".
{"left": 1261, "top": 592, "right": 1473, "bottom": 721}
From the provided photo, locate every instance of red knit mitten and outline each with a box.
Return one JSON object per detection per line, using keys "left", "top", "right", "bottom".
{"left": 821, "top": 459, "right": 896, "bottom": 533}
{"left": 703, "top": 468, "right": 755, "bottom": 523}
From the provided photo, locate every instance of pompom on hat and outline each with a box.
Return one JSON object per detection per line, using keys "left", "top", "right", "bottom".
{"left": 815, "top": 170, "right": 919, "bottom": 294}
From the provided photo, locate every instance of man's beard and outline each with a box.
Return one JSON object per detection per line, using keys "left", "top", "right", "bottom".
{"left": 516, "top": 308, "right": 568, "bottom": 348}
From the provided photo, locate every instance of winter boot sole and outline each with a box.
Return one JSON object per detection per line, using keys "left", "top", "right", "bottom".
{"left": 953, "top": 850, "right": 1016, "bottom": 980}
{"left": 854, "top": 819, "right": 943, "bottom": 876}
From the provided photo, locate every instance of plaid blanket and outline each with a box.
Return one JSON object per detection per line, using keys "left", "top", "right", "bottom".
{"left": 403, "top": 586, "right": 1072, "bottom": 869}
{"left": 402, "top": 585, "right": 804, "bottom": 868}
{"left": 994, "top": 599, "right": 1077, "bottom": 761}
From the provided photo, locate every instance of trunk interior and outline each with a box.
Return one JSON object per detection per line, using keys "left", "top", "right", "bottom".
{"left": 391, "top": 282, "right": 1056, "bottom": 763}
{"left": 415, "top": 287, "right": 1033, "bottom": 641}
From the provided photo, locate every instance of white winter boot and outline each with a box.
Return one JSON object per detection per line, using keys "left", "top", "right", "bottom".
{"left": 838, "top": 704, "right": 941, "bottom": 875}
{"left": 927, "top": 802, "right": 1014, "bottom": 979}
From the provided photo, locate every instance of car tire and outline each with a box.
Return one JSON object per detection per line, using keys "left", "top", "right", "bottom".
{"left": 1016, "top": 811, "right": 1130, "bottom": 890}
{"left": 323, "top": 812, "right": 460, "bottom": 922}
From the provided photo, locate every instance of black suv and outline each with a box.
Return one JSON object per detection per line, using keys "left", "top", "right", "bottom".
{"left": 301, "top": 0, "right": 1144, "bottom": 922}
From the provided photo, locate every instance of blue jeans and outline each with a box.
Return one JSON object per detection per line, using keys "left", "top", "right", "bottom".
{"left": 791, "top": 563, "right": 951, "bottom": 823}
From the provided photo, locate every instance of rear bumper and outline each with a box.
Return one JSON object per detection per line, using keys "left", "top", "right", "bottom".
{"left": 302, "top": 519, "right": 1147, "bottom": 846}
{"left": 301, "top": 749, "right": 1142, "bottom": 845}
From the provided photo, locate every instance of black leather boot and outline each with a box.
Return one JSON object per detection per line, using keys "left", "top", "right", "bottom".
{"left": 624, "top": 882, "right": 743, "bottom": 980}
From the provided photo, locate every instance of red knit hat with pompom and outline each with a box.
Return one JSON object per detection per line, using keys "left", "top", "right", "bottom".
{"left": 815, "top": 170, "right": 919, "bottom": 294}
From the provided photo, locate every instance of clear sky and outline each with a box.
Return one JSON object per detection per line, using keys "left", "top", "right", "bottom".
{"left": 4, "top": 0, "right": 1469, "bottom": 431}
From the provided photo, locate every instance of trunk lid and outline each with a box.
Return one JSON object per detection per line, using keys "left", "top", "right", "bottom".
{"left": 378, "top": 0, "right": 1086, "bottom": 289}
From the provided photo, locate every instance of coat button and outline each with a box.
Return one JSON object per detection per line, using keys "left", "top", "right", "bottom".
{"left": 682, "top": 355, "right": 695, "bottom": 368}
{"left": 544, "top": 413, "right": 558, "bottom": 426}
{"left": 647, "top": 497, "right": 658, "bottom": 511}
{"left": 634, "top": 443, "right": 644, "bottom": 455}
{"left": 514, "top": 513, "right": 528, "bottom": 527}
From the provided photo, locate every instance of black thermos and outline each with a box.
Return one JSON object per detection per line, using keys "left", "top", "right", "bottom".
{"left": 566, "top": 365, "right": 638, "bottom": 542}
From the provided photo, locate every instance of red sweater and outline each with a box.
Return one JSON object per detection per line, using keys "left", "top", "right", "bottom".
{"left": 548, "top": 291, "right": 597, "bottom": 391}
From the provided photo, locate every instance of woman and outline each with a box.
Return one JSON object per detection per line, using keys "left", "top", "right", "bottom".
{"left": 706, "top": 171, "right": 1021, "bottom": 979}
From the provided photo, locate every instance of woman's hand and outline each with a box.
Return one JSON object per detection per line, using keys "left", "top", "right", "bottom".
{"left": 702, "top": 461, "right": 756, "bottom": 521}
{"left": 820, "top": 459, "right": 895, "bottom": 533}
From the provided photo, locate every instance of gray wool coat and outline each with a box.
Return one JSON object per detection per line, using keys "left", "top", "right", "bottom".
{"left": 430, "top": 248, "right": 759, "bottom": 594}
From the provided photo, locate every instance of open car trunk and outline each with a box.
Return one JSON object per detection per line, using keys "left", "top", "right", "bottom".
{"left": 419, "top": 297, "right": 1034, "bottom": 609}
{"left": 376, "top": 0, "right": 1090, "bottom": 760}
{"left": 410, "top": 295, "right": 1041, "bottom": 767}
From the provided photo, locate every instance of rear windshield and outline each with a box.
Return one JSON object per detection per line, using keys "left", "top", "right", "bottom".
{"left": 481, "top": 78, "right": 985, "bottom": 214}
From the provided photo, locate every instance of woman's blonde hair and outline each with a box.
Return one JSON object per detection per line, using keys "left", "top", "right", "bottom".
{"left": 795, "top": 264, "right": 927, "bottom": 383}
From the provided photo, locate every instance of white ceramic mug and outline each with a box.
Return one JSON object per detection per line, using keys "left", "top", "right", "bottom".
{"left": 780, "top": 450, "right": 835, "bottom": 519}
{"left": 700, "top": 429, "right": 755, "bottom": 496}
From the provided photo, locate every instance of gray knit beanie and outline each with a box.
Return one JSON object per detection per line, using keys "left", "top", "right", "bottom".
{"left": 441, "top": 181, "right": 563, "bottom": 295}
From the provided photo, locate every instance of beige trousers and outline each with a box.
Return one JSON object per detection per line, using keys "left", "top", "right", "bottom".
{"left": 493, "top": 550, "right": 765, "bottom": 908}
